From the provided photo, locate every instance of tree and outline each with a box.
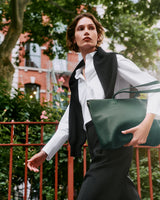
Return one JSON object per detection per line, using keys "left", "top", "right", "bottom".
{"left": 0, "top": 0, "right": 30, "bottom": 91}
{"left": 0, "top": 0, "right": 160, "bottom": 92}
{"left": 101, "top": 0, "right": 160, "bottom": 69}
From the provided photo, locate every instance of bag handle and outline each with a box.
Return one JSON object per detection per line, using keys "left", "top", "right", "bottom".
{"left": 112, "top": 80, "right": 160, "bottom": 99}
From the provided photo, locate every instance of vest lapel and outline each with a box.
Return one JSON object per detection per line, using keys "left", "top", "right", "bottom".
{"left": 69, "top": 59, "right": 86, "bottom": 157}
{"left": 94, "top": 47, "right": 117, "bottom": 98}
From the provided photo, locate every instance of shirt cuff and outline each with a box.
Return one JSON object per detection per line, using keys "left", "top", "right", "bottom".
{"left": 42, "top": 130, "right": 68, "bottom": 161}
{"left": 147, "top": 93, "right": 160, "bottom": 120}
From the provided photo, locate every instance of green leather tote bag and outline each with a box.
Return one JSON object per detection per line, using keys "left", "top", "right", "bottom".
{"left": 87, "top": 81, "right": 160, "bottom": 149}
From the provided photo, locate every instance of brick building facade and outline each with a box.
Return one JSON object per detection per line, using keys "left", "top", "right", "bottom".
{"left": 9, "top": 34, "right": 80, "bottom": 103}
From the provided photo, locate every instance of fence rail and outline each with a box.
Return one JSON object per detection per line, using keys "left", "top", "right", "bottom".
{"left": 0, "top": 121, "right": 160, "bottom": 200}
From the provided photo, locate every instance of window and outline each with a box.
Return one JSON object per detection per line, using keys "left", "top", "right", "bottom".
{"left": 25, "top": 83, "right": 40, "bottom": 100}
{"left": 25, "top": 43, "right": 41, "bottom": 68}
{"left": 52, "top": 57, "right": 67, "bottom": 72}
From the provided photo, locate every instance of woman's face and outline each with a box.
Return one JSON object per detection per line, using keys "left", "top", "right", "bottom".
{"left": 74, "top": 17, "right": 98, "bottom": 53}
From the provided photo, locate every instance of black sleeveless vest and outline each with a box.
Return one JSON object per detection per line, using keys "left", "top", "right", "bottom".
{"left": 69, "top": 47, "right": 118, "bottom": 157}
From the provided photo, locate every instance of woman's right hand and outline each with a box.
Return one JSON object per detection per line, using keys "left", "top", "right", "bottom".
{"left": 27, "top": 150, "right": 48, "bottom": 172}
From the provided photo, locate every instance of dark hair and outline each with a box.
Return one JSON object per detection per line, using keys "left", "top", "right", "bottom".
{"left": 66, "top": 13, "right": 104, "bottom": 52}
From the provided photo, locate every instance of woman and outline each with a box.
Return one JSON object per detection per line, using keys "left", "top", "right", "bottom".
{"left": 28, "top": 13, "right": 160, "bottom": 199}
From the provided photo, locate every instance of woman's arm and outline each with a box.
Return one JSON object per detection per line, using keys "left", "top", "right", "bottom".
{"left": 117, "top": 54, "right": 160, "bottom": 146}
{"left": 27, "top": 105, "right": 69, "bottom": 172}
{"left": 42, "top": 105, "right": 69, "bottom": 160}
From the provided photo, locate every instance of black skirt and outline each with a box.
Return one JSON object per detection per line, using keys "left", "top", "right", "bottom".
{"left": 77, "top": 121, "right": 141, "bottom": 200}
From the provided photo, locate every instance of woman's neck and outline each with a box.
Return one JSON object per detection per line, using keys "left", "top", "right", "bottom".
{"left": 80, "top": 46, "right": 97, "bottom": 61}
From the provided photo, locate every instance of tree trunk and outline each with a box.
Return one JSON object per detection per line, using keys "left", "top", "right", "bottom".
{"left": 0, "top": 58, "right": 15, "bottom": 91}
{"left": 0, "top": 0, "right": 30, "bottom": 92}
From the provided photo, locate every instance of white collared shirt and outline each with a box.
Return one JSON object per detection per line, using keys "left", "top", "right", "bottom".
{"left": 43, "top": 52, "right": 160, "bottom": 160}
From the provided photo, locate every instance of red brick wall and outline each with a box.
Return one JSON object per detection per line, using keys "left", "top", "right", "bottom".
{"left": 67, "top": 51, "right": 79, "bottom": 72}
{"left": 18, "top": 69, "right": 53, "bottom": 102}
{"left": 13, "top": 35, "right": 80, "bottom": 103}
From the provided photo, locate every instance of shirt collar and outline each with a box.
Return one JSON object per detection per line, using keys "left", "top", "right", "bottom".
{"left": 86, "top": 51, "right": 96, "bottom": 60}
{"left": 75, "top": 51, "right": 96, "bottom": 79}
{"left": 75, "top": 67, "right": 84, "bottom": 79}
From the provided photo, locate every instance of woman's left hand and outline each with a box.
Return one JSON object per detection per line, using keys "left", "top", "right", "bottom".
{"left": 122, "top": 113, "right": 155, "bottom": 146}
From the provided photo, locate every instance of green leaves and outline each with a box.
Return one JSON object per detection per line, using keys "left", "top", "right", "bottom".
{"left": 130, "top": 148, "right": 160, "bottom": 200}
{"left": 1, "top": 0, "right": 160, "bottom": 68}
{"left": 0, "top": 80, "right": 67, "bottom": 198}
{"left": 105, "top": 13, "right": 160, "bottom": 68}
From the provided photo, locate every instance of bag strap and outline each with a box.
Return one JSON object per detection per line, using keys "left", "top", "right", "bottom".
{"left": 112, "top": 80, "right": 160, "bottom": 99}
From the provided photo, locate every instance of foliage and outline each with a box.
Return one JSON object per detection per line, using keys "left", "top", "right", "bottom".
{"left": 104, "top": 13, "right": 160, "bottom": 69}
{"left": 0, "top": 0, "right": 160, "bottom": 68}
{"left": 130, "top": 148, "right": 160, "bottom": 200}
{"left": 0, "top": 80, "right": 67, "bottom": 199}
{"left": 100, "top": 0, "right": 160, "bottom": 69}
